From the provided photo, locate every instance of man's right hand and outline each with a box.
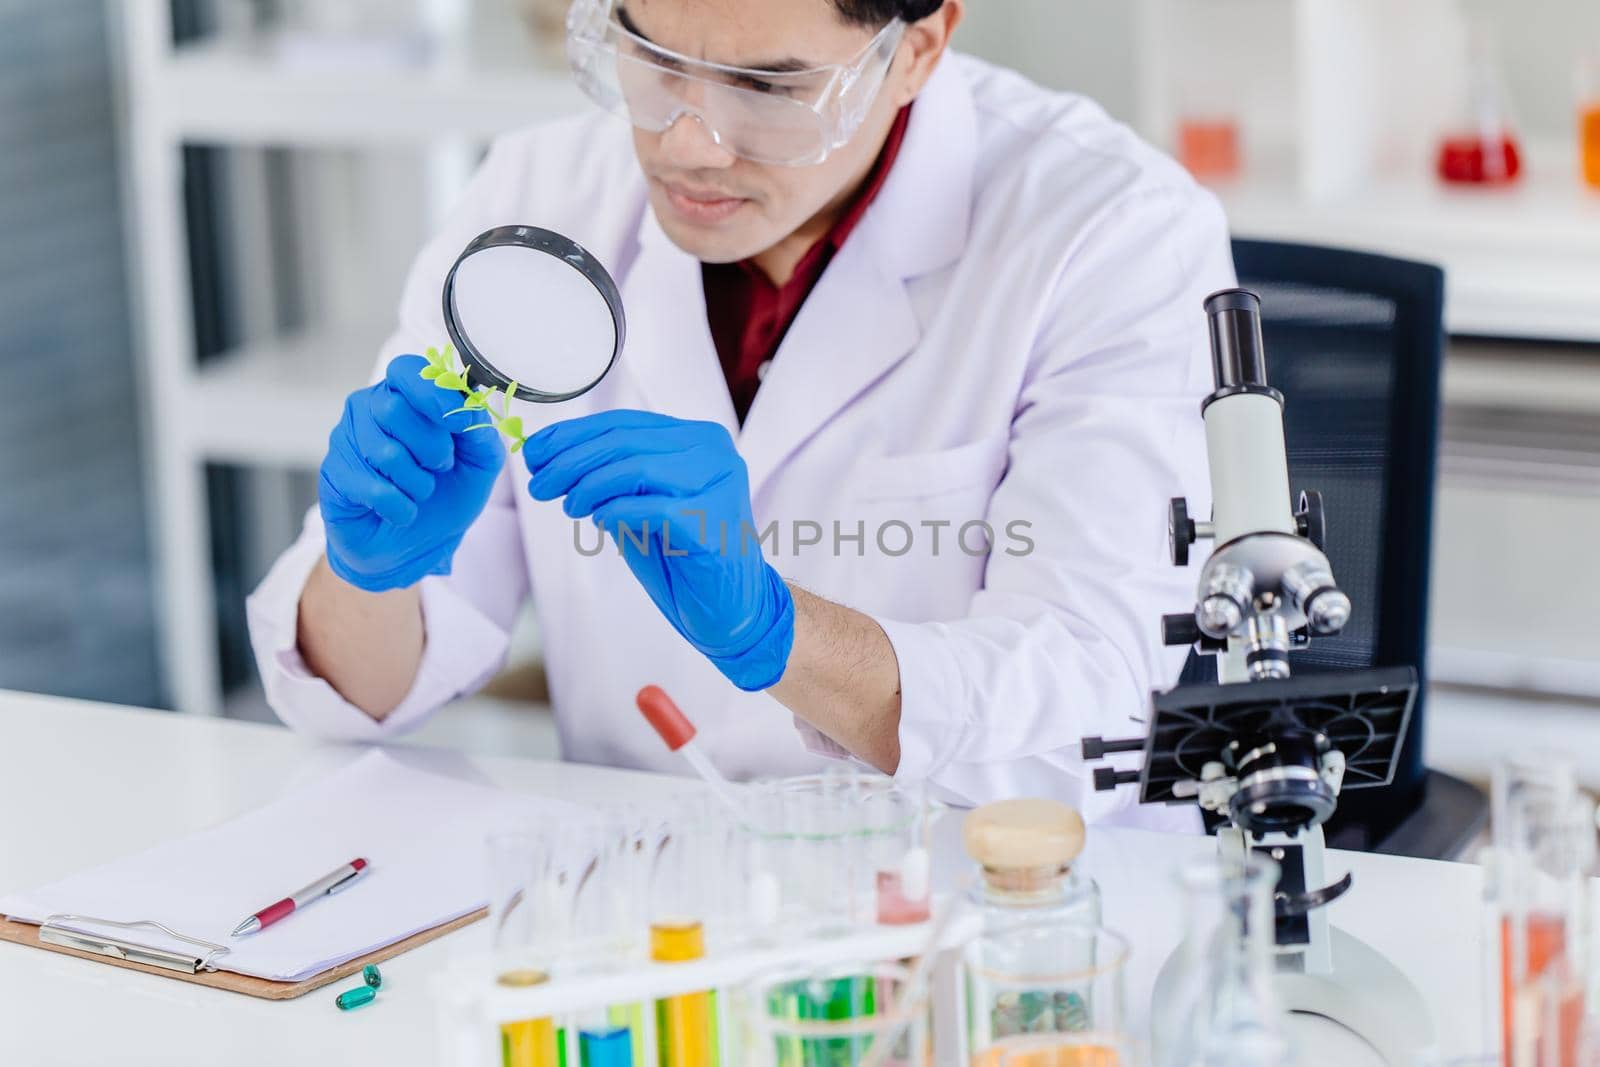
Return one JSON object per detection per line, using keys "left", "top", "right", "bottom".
{"left": 319, "top": 354, "right": 506, "bottom": 592}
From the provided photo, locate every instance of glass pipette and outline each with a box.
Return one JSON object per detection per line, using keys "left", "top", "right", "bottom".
{"left": 634, "top": 686, "right": 745, "bottom": 819}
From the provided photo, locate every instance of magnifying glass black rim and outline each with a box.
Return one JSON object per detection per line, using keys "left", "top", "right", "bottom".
{"left": 442, "top": 224, "right": 626, "bottom": 405}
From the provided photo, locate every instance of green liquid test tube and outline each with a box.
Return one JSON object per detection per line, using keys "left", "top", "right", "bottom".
{"left": 336, "top": 985, "right": 377, "bottom": 1011}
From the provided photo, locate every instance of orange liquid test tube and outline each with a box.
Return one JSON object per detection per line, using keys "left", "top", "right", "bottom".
{"left": 1500, "top": 912, "right": 1584, "bottom": 1067}
{"left": 652, "top": 920, "right": 714, "bottom": 1067}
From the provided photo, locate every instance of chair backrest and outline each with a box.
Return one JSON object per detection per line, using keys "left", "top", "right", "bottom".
{"left": 1181, "top": 239, "right": 1446, "bottom": 848}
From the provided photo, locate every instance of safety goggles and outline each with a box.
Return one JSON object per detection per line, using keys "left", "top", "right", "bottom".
{"left": 565, "top": 0, "right": 906, "bottom": 166}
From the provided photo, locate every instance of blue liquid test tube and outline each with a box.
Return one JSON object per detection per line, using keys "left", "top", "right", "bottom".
{"left": 579, "top": 1025, "right": 633, "bottom": 1067}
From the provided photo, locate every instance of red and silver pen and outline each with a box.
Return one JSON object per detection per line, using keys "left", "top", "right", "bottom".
{"left": 230, "top": 858, "right": 369, "bottom": 937}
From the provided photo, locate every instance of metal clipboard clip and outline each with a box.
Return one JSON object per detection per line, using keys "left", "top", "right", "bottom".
{"left": 40, "top": 914, "right": 230, "bottom": 975}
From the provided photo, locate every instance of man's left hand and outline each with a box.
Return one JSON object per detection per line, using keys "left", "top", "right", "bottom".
{"left": 522, "top": 410, "right": 794, "bottom": 691}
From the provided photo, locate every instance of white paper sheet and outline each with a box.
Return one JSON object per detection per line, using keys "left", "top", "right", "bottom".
{"left": 0, "top": 750, "right": 583, "bottom": 982}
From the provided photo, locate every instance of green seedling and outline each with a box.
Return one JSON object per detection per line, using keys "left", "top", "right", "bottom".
{"left": 422, "top": 344, "right": 529, "bottom": 453}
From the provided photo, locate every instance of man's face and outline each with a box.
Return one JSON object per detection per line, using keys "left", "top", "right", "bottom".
{"left": 619, "top": 0, "right": 908, "bottom": 264}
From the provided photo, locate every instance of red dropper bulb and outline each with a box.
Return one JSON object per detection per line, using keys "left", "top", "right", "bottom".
{"left": 636, "top": 685, "right": 697, "bottom": 752}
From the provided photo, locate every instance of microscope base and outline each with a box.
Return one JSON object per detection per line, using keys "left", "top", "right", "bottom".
{"left": 1150, "top": 926, "right": 1438, "bottom": 1067}
{"left": 1277, "top": 924, "right": 1437, "bottom": 1067}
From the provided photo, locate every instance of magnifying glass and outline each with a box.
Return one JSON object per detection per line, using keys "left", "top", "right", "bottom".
{"left": 442, "top": 225, "right": 626, "bottom": 403}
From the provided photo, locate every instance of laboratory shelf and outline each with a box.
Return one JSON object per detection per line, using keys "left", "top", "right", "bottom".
{"left": 179, "top": 323, "right": 384, "bottom": 468}
{"left": 151, "top": 37, "right": 586, "bottom": 146}
{"left": 1216, "top": 141, "right": 1600, "bottom": 343}
{"left": 1443, "top": 341, "right": 1600, "bottom": 416}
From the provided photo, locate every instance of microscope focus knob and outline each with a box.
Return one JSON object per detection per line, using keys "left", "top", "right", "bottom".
{"left": 1169, "top": 498, "right": 1197, "bottom": 566}
{"left": 1296, "top": 490, "right": 1327, "bottom": 551}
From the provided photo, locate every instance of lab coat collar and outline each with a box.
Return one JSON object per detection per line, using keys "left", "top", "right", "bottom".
{"left": 621, "top": 54, "right": 979, "bottom": 493}
{"left": 854, "top": 50, "right": 976, "bottom": 282}
{"left": 621, "top": 206, "right": 741, "bottom": 432}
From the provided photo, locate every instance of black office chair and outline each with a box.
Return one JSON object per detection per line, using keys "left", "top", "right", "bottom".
{"left": 1179, "top": 239, "right": 1488, "bottom": 860}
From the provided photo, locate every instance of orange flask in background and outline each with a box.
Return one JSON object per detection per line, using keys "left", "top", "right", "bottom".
{"left": 1582, "top": 103, "right": 1600, "bottom": 189}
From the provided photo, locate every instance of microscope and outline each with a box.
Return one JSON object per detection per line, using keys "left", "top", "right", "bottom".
{"left": 1083, "top": 290, "right": 1434, "bottom": 1065}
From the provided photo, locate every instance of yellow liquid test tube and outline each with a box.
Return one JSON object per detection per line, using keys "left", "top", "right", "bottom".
{"left": 651, "top": 921, "right": 715, "bottom": 1067}
{"left": 498, "top": 968, "right": 561, "bottom": 1067}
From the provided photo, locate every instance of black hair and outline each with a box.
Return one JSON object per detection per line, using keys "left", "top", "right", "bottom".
{"left": 831, "top": 0, "right": 945, "bottom": 27}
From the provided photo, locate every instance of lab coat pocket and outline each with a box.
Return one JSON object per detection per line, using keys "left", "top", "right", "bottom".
{"left": 849, "top": 433, "right": 1011, "bottom": 503}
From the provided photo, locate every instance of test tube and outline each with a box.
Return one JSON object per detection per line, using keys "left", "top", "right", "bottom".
{"left": 578, "top": 1007, "right": 634, "bottom": 1067}
{"left": 488, "top": 830, "right": 562, "bottom": 1067}
{"left": 650, "top": 797, "right": 719, "bottom": 1067}
{"left": 871, "top": 779, "right": 932, "bottom": 926}
{"left": 825, "top": 765, "right": 868, "bottom": 929}
{"left": 1492, "top": 755, "right": 1594, "bottom": 1067}
{"left": 742, "top": 783, "right": 785, "bottom": 941}
{"left": 571, "top": 807, "right": 652, "bottom": 1066}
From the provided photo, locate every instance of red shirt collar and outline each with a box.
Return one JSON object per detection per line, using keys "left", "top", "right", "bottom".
{"left": 741, "top": 101, "right": 913, "bottom": 285}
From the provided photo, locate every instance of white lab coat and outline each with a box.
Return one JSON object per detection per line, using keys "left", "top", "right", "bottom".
{"left": 247, "top": 52, "right": 1232, "bottom": 829}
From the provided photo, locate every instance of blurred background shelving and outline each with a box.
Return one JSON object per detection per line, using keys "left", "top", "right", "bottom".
{"left": 117, "top": 0, "right": 583, "bottom": 716}
{"left": 154, "top": 34, "right": 582, "bottom": 145}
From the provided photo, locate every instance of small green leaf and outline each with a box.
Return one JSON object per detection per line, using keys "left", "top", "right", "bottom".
{"left": 501, "top": 416, "right": 523, "bottom": 440}
{"left": 510, "top": 437, "right": 525, "bottom": 454}
{"left": 463, "top": 392, "right": 489, "bottom": 410}
{"left": 436, "top": 372, "right": 468, "bottom": 391}
{"left": 420, "top": 365, "right": 442, "bottom": 381}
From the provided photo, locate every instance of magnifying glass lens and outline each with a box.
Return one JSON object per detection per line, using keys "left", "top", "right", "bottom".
{"left": 443, "top": 226, "right": 625, "bottom": 404}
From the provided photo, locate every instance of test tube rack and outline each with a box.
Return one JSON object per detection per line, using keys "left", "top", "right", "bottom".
{"left": 431, "top": 899, "right": 984, "bottom": 1066}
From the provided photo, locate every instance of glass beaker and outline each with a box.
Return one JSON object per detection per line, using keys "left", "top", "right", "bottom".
{"left": 1153, "top": 853, "right": 1292, "bottom": 1067}
{"left": 741, "top": 771, "right": 936, "bottom": 937}
{"left": 965, "top": 923, "right": 1131, "bottom": 1065}
{"left": 1490, "top": 755, "right": 1595, "bottom": 1067}
{"left": 994, "top": 1033, "right": 1136, "bottom": 1066}
{"left": 743, "top": 961, "right": 926, "bottom": 1067}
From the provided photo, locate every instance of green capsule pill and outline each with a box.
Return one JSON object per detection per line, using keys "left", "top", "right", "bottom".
{"left": 336, "top": 985, "right": 377, "bottom": 1011}
{"left": 363, "top": 964, "right": 382, "bottom": 989}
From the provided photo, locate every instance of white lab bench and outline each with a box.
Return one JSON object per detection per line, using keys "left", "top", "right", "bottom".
{"left": 0, "top": 691, "right": 1491, "bottom": 1067}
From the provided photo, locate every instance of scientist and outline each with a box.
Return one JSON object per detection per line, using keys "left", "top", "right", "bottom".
{"left": 247, "top": 0, "right": 1232, "bottom": 826}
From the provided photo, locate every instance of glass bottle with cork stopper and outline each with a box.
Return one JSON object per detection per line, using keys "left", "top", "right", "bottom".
{"left": 962, "top": 799, "right": 1101, "bottom": 932}
{"left": 962, "top": 800, "right": 1105, "bottom": 1060}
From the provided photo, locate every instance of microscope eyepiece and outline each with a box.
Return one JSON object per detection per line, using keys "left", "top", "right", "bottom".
{"left": 1202, "top": 288, "right": 1261, "bottom": 316}
{"left": 1204, "top": 287, "right": 1270, "bottom": 392}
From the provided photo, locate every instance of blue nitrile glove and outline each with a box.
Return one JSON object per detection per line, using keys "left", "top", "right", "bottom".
{"left": 521, "top": 410, "right": 795, "bottom": 691}
{"left": 319, "top": 354, "right": 505, "bottom": 592}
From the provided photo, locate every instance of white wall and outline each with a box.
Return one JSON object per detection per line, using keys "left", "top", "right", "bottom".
{"left": 952, "top": 0, "right": 1139, "bottom": 119}
{"left": 1465, "top": 0, "right": 1600, "bottom": 136}
{"left": 955, "top": 0, "right": 1598, "bottom": 137}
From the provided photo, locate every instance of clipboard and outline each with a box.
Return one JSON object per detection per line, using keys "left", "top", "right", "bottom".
{"left": 0, "top": 907, "right": 486, "bottom": 1001}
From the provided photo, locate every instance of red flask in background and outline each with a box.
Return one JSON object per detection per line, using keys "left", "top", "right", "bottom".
{"left": 1437, "top": 133, "right": 1523, "bottom": 184}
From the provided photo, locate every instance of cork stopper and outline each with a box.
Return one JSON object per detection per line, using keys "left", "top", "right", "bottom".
{"left": 963, "top": 799, "right": 1086, "bottom": 892}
